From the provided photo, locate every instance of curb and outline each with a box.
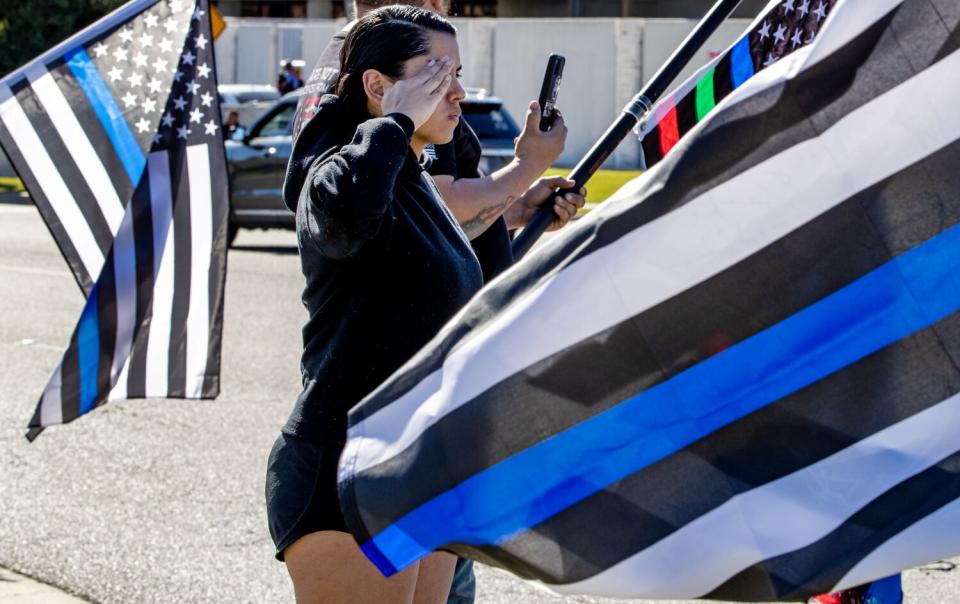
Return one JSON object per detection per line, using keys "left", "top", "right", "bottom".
{"left": 0, "top": 567, "right": 90, "bottom": 603}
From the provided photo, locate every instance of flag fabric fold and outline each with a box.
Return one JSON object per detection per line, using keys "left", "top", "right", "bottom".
{"left": 337, "top": 0, "right": 960, "bottom": 599}
{"left": 0, "top": 0, "right": 229, "bottom": 439}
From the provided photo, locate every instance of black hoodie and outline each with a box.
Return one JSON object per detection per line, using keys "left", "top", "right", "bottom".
{"left": 281, "top": 96, "right": 483, "bottom": 446}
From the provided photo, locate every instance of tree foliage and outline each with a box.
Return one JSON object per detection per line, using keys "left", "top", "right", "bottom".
{"left": 0, "top": 0, "right": 125, "bottom": 76}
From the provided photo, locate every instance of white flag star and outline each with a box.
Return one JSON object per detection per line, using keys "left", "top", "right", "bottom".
{"left": 161, "top": 112, "right": 176, "bottom": 127}
{"left": 177, "top": 124, "right": 191, "bottom": 139}
{"left": 773, "top": 24, "right": 787, "bottom": 44}
{"left": 200, "top": 91, "right": 214, "bottom": 107}
{"left": 169, "top": 0, "right": 185, "bottom": 12}
{"left": 108, "top": 66, "right": 124, "bottom": 82}
{"left": 92, "top": 42, "right": 109, "bottom": 58}
{"left": 197, "top": 62, "right": 212, "bottom": 79}
{"left": 154, "top": 133, "right": 163, "bottom": 145}
{"left": 140, "top": 32, "right": 154, "bottom": 48}
{"left": 148, "top": 78, "right": 163, "bottom": 94}
{"left": 164, "top": 18, "right": 179, "bottom": 34}
{"left": 127, "top": 72, "right": 143, "bottom": 87}
{"left": 799, "top": 0, "right": 811, "bottom": 16}
{"left": 112, "top": 46, "right": 128, "bottom": 62}
{"left": 119, "top": 29, "right": 134, "bottom": 43}
{"left": 764, "top": 52, "right": 779, "bottom": 67}
{"left": 814, "top": 1, "right": 827, "bottom": 21}
{"left": 158, "top": 38, "right": 173, "bottom": 53}
{"left": 189, "top": 107, "right": 203, "bottom": 123}
{"left": 782, "top": 0, "right": 795, "bottom": 14}
{"left": 194, "top": 33, "right": 208, "bottom": 50}
{"left": 204, "top": 119, "right": 218, "bottom": 136}
{"left": 152, "top": 57, "right": 168, "bottom": 73}
{"left": 144, "top": 13, "right": 160, "bottom": 28}
{"left": 181, "top": 51, "right": 196, "bottom": 66}
{"left": 186, "top": 80, "right": 201, "bottom": 95}
{"left": 143, "top": 98, "right": 157, "bottom": 113}
{"left": 133, "top": 53, "right": 149, "bottom": 68}
{"left": 758, "top": 20, "right": 771, "bottom": 41}
{"left": 193, "top": 7, "right": 206, "bottom": 20}
{"left": 791, "top": 28, "right": 804, "bottom": 48}
{"left": 173, "top": 96, "right": 188, "bottom": 111}
{"left": 135, "top": 117, "right": 151, "bottom": 133}
{"left": 122, "top": 91, "right": 138, "bottom": 108}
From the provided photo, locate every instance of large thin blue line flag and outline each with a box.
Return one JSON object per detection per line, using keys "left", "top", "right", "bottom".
{"left": 336, "top": 0, "right": 960, "bottom": 600}
{"left": 0, "top": 0, "right": 229, "bottom": 440}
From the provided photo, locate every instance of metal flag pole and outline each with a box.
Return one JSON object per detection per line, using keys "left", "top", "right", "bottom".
{"left": 511, "top": 0, "right": 744, "bottom": 260}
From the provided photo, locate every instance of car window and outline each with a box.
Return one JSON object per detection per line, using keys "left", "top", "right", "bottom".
{"left": 462, "top": 104, "right": 520, "bottom": 139}
{"left": 254, "top": 104, "right": 295, "bottom": 138}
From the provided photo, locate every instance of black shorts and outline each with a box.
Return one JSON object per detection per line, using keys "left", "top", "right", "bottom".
{"left": 265, "top": 433, "right": 349, "bottom": 560}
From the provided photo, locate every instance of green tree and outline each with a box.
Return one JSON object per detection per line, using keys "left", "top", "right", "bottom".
{"left": 0, "top": 0, "right": 125, "bottom": 76}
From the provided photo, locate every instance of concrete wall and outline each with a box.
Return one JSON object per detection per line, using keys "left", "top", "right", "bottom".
{"left": 215, "top": 16, "right": 751, "bottom": 168}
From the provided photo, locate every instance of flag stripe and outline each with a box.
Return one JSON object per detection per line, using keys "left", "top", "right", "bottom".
{"left": 658, "top": 107, "right": 679, "bottom": 156}
{"left": 185, "top": 144, "right": 212, "bottom": 397}
{"left": 120, "top": 166, "right": 157, "bottom": 398}
{"left": 359, "top": 214, "right": 960, "bottom": 572}
{"left": 25, "top": 64, "right": 125, "bottom": 232}
{"left": 465, "top": 319, "right": 960, "bottom": 586}
{"left": 94, "top": 249, "right": 118, "bottom": 409}
{"left": 77, "top": 292, "right": 100, "bottom": 414}
{"left": 730, "top": 34, "right": 756, "bottom": 87}
{"left": 168, "top": 144, "right": 193, "bottom": 398}
{"left": 694, "top": 67, "right": 716, "bottom": 121}
{"left": 343, "top": 41, "right": 960, "bottom": 481}
{"left": 0, "top": 84, "right": 104, "bottom": 280}
{"left": 346, "top": 138, "right": 960, "bottom": 539}
{"left": 106, "top": 179, "right": 144, "bottom": 400}
{"left": 705, "top": 450, "right": 960, "bottom": 601}
{"left": 548, "top": 390, "right": 960, "bottom": 599}
{"left": 64, "top": 47, "right": 145, "bottom": 183}
{"left": 146, "top": 151, "right": 175, "bottom": 397}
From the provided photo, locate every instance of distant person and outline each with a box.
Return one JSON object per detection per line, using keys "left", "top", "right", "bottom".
{"left": 224, "top": 111, "right": 246, "bottom": 141}
{"left": 278, "top": 61, "right": 303, "bottom": 95}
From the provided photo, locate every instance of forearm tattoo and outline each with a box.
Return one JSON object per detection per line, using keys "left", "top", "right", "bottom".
{"left": 460, "top": 197, "right": 513, "bottom": 240}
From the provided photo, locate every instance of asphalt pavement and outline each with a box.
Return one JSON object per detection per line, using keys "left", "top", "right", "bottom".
{"left": 1, "top": 202, "right": 958, "bottom": 603}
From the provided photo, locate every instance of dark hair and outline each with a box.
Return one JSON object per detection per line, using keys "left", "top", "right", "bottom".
{"left": 336, "top": 5, "right": 456, "bottom": 118}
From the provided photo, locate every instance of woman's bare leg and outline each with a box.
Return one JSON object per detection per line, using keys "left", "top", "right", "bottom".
{"left": 284, "top": 530, "right": 419, "bottom": 604}
{"left": 412, "top": 551, "right": 457, "bottom": 604}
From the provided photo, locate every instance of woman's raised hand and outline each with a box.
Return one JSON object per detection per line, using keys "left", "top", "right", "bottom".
{"left": 381, "top": 56, "right": 453, "bottom": 130}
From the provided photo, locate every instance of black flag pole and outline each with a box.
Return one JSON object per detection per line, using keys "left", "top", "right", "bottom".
{"left": 511, "top": 0, "right": 744, "bottom": 260}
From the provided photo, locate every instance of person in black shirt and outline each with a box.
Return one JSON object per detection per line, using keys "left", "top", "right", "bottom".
{"left": 294, "top": 0, "right": 585, "bottom": 285}
{"left": 266, "top": 7, "right": 582, "bottom": 603}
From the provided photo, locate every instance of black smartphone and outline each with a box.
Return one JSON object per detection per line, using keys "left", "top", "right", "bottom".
{"left": 537, "top": 54, "right": 565, "bottom": 132}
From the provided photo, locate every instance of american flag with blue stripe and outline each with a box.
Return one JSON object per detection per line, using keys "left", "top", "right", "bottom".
{"left": 638, "top": 0, "right": 836, "bottom": 168}
{"left": 0, "top": 0, "right": 229, "bottom": 440}
{"left": 336, "top": 0, "right": 960, "bottom": 599}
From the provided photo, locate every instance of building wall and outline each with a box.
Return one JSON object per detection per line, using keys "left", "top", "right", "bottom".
{"left": 215, "top": 16, "right": 753, "bottom": 168}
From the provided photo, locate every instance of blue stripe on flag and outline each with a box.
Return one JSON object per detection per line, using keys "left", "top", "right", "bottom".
{"left": 64, "top": 47, "right": 145, "bottom": 183}
{"left": 77, "top": 290, "right": 101, "bottom": 415}
{"left": 361, "top": 219, "right": 960, "bottom": 574}
{"left": 730, "top": 36, "right": 755, "bottom": 89}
